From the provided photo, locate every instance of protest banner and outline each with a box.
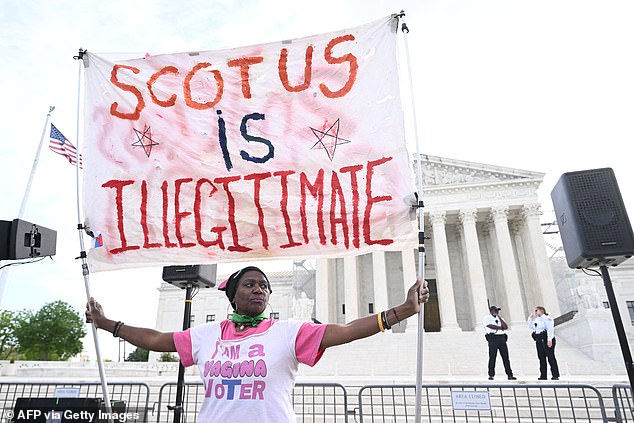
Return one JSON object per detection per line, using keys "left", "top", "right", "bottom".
{"left": 83, "top": 15, "right": 416, "bottom": 271}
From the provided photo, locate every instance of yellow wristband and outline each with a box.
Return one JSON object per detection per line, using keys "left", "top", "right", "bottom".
{"left": 377, "top": 312, "right": 385, "bottom": 332}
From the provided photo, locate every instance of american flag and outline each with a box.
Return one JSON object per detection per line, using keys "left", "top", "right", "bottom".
{"left": 49, "top": 123, "right": 82, "bottom": 167}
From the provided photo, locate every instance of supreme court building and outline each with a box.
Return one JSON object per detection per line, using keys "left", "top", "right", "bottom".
{"left": 314, "top": 154, "right": 560, "bottom": 332}
{"left": 153, "top": 154, "right": 634, "bottom": 369}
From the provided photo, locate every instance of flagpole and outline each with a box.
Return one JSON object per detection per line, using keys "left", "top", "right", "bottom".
{"left": 73, "top": 48, "right": 114, "bottom": 421}
{"left": 0, "top": 107, "right": 55, "bottom": 307}
{"left": 397, "top": 11, "right": 427, "bottom": 423}
{"left": 19, "top": 106, "right": 55, "bottom": 218}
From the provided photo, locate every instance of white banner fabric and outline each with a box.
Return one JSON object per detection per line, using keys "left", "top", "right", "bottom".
{"left": 83, "top": 15, "right": 416, "bottom": 271}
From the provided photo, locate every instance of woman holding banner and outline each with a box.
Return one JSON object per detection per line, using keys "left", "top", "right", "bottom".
{"left": 86, "top": 265, "right": 429, "bottom": 422}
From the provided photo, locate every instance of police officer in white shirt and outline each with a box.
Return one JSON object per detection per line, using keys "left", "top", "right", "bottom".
{"left": 483, "top": 305, "right": 516, "bottom": 380}
{"left": 527, "top": 306, "right": 560, "bottom": 380}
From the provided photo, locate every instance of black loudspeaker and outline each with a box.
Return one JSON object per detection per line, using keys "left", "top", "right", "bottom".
{"left": 0, "top": 219, "right": 57, "bottom": 260}
{"left": 0, "top": 220, "right": 11, "bottom": 260}
{"left": 162, "top": 264, "right": 217, "bottom": 288}
{"left": 551, "top": 168, "right": 634, "bottom": 268}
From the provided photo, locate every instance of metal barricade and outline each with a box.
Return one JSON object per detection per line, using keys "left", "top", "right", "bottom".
{"left": 0, "top": 382, "right": 150, "bottom": 422}
{"left": 156, "top": 382, "right": 349, "bottom": 422}
{"left": 292, "top": 383, "right": 349, "bottom": 422}
{"left": 357, "top": 384, "right": 609, "bottom": 423}
{"left": 612, "top": 384, "right": 634, "bottom": 423}
{"left": 155, "top": 382, "right": 202, "bottom": 423}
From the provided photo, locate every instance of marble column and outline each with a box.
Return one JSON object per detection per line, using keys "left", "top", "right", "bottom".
{"left": 343, "top": 256, "right": 360, "bottom": 323}
{"left": 522, "top": 204, "right": 562, "bottom": 316}
{"left": 372, "top": 251, "right": 389, "bottom": 312}
{"left": 315, "top": 258, "right": 332, "bottom": 323}
{"left": 402, "top": 248, "right": 417, "bottom": 330}
{"left": 510, "top": 220, "right": 536, "bottom": 309}
{"left": 489, "top": 206, "right": 526, "bottom": 325}
{"left": 430, "top": 211, "right": 461, "bottom": 331}
{"left": 458, "top": 209, "right": 489, "bottom": 329}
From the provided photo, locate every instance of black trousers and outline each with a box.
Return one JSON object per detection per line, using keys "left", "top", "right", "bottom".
{"left": 487, "top": 335, "right": 513, "bottom": 377}
{"left": 534, "top": 333, "right": 560, "bottom": 378}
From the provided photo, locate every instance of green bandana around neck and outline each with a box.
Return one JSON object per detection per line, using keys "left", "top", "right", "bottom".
{"left": 231, "top": 311, "right": 267, "bottom": 327}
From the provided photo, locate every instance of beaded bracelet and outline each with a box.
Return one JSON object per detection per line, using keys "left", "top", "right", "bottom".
{"left": 112, "top": 321, "right": 124, "bottom": 337}
{"left": 381, "top": 310, "right": 391, "bottom": 330}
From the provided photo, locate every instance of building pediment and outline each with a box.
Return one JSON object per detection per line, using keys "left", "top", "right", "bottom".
{"left": 415, "top": 154, "right": 544, "bottom": 188}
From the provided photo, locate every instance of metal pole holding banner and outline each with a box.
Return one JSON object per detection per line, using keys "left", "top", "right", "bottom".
{"left": 397, "top": 11, "right": 427, "bottom": 423}
{"left": 72, "top": 48, "right": 114, "bottom": 422}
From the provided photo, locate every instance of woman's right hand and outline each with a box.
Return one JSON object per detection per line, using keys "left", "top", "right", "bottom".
{"left": 402, "top": 278, "right": 430, "bottom": 316}
{"left": 85, "top": 297, "right": 105, "bottom": 328}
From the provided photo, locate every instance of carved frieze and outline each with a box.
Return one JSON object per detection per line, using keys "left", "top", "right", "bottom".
{"left": 415, "top": 157, "right": 541, "bottom": 187}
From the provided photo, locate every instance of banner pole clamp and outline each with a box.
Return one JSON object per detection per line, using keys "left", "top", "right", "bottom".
{"left": 73, "top": 48, "right": 86, "bottom": 61}
{"left": 399, "top": 10, "right": 409, "bottom": 33}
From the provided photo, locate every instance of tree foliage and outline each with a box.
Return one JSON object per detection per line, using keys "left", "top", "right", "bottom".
{"left": 126, "top": 347, "right": 149, "bottom": 362}
{"left": 0, "top": 310, "right": 25, "bottom": 360}
{"left": 13, "top": 301, "right": 86, "bottom": 361}
{"left": 159, "top": 352, "right": 179, "bottom": 362}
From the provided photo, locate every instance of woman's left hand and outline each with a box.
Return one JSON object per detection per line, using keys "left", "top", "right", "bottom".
{"left": 404, "top": 278, "right": 430, "bottom": 315}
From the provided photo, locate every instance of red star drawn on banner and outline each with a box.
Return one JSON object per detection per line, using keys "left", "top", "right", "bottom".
{"left": 131, "top": 124, "right": 159, "bottom": 157}
{"left": 310, "top": 118, "right": 351, "bottom": 161}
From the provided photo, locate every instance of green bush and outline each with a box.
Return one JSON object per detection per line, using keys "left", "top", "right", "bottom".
{"left": 126, "top": 347, "right": 149, "bottom": 362}
{"left": 158, "top": 352, "right": 179, "bottom": 362}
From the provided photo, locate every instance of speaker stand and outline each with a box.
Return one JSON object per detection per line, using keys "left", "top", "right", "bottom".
{"left": 600, "top": 265, "right": 634, "bottom": 400}
{"left": 168, "top": 281, "right": 194, "bottom": 423}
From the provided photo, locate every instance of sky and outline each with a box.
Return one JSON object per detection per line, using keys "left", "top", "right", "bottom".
{"left": 1, "top": 0, "right": 633, "bottom": 361}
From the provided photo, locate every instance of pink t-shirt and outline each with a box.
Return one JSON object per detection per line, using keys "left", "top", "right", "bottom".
{"left": 172, "top": 319, "right": 327, "bottom": 422}
{"left": 174, "top": 319, "right": 326, "bottom": 368}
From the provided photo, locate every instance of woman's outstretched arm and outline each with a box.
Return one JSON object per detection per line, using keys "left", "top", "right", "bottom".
{"left": 86, "top": 297, "right": 176, "bottom": 352}
{"left": 319, "top": 278, "right": 429, "bottom": 350}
